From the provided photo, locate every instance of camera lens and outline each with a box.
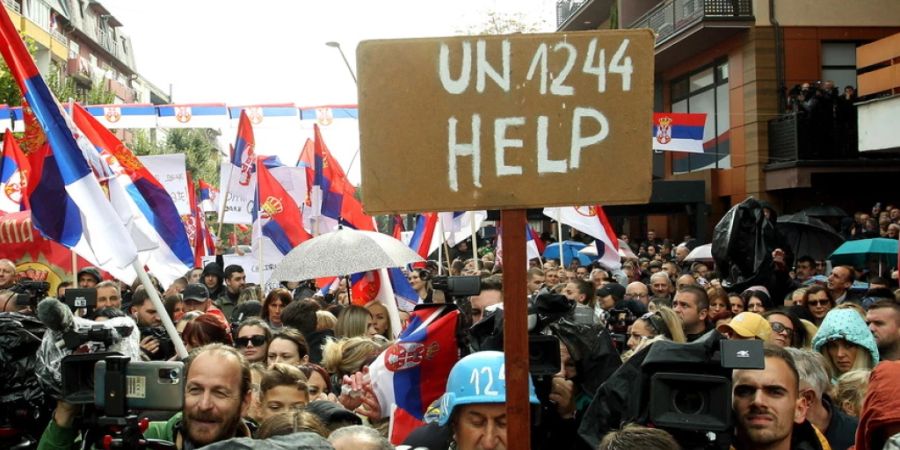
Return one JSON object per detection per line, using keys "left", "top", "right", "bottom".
{"left": 672, "top": 389, "right": 706, "bottom": 415}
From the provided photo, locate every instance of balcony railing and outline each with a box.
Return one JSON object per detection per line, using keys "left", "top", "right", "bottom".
{"left": 629, "top": 0, "right": 753, "bottom": 46}
{"left": 768, "top": 113, "right": 858, "bottom": 164}
{"left": 3, "top": 0, "right": 20, "bottom": 14}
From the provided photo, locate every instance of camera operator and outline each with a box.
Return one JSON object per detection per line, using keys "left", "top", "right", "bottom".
{"left": 128, "top": 286, "right": 174, "bottom": 361}
{"left": 39, "top": 343, "right": 254, "bottom": 450}
{"left": 0, "top": 258, "right": 16, "bottom": 289}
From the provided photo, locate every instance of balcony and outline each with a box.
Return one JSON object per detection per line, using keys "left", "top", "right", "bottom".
{"left": 765, "top": 112, "right": 900, "bottom": 191}
{"left": 556, "top": 0, "right": 615, "bottom": 31}
{"left": 627, "top": 0, "right": 754, "bottom": 71}
{"left": 3, "top": 0, "right": 20, "bottom": 14}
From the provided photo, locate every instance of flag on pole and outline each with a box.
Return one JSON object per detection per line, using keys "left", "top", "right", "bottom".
{"left": 218, "top": 111, "right": 257, "bottom": 224}
{"left": 0, "top": 130, "right": 31, "bottom": 213}
{"left": 388, "top": 267, "right": 419, "bottom": 311}
{"left": 368, "top": 305, "right": 460, "bottom": 444}
{"left": 0, "top": 6, "right": 140, "bottom": 273}
{"left": 71, "top": 103, "right": 194, "bottom": 286}
{"left": 438, "top": 210, "right": 487, "bottom": 247}
{"left": 312, "top": 124, "right": 374, "bottom": 231}
{"left": 296, "top": 138, "right": 314, "bottom": 207}
{"left": 198, "top": 179, "right": 218, "bottom": 213}
{"left": 408, "top": 213, "right": 439, "bottom": 260}
{"left": 652, "top": 112, "right": 707, "bottom": 153}
{"left": 256, "top": 155, "right": 312, "bottom": 255}
{"left": 542, "top": 206, "right": 621, "bottom": 270}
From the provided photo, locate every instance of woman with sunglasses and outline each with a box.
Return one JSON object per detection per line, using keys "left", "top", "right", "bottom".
{"left": 624, "top": 306, "right": 686, "bottom": 360}
{"left": 763, "top": 309, "right": 807, "bottom": 349}
{"left": 235, "top": 318, "right": 272, "bottom": 364}
{"left": 803, "top": 285, "right": 835, "bottom": 327}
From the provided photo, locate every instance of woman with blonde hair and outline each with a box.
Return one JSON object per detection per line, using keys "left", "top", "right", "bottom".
{"left": 255, "top": 410, "right": 329, "bottom": 439}
{"left": 321, "top": 337, "right": 383, "bottom": 396}
{"left": 812, "top": 308, "right": 879, "bottom": 379}
{"left": 315, "top": 310, "right": 337, "bottom": 331}
{"left": 834, "top": 369, "right": 870, "bottom": 417}
{"left": 334, "top": 305, "right": 377, "bottom": 338}
{"left": 622, "top": 306, "right": 686, "bottom": 361}
{"left": 364, "top": 299, "right": 394, "bottom": 339}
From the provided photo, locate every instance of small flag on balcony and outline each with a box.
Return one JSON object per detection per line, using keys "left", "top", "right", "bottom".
{"left": 652, "top": 112, "right": 706, "bottom": 153}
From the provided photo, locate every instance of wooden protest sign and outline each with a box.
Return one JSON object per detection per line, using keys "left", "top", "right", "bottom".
{"left": 357, "top": 30, "right": 654, "bottom": 214}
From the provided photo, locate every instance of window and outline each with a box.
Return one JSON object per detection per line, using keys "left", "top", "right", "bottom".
{"left": 669, "top": 60, "right": 730, "bottom": 174}
{"left": 821, "top": 42, "right": 857, "bottom": 91}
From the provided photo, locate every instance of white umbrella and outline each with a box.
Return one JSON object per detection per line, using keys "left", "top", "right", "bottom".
{"left": 268, "top": 228, "right": 424, "bottom": 282}
{"left": 578, "top": 239, "right": 638, "bottom": 260}
{"left": 685, "top": 243, "right": 713, "bottom": 262}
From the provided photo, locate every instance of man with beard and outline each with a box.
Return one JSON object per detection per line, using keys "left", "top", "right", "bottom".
{"left": 731, "top": 345, "right": 827, "bottom": 450}
{"left": 39, "top": 344, "right": 253, "bottom": 449}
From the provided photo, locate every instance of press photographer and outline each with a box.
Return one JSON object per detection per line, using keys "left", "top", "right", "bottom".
{"left": 129, "top": 287, "right": 175, "bottom": 361}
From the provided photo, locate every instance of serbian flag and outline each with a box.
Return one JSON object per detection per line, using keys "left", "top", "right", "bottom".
{"left": 388, "top": 267, "right": 419, "bottom": 311}
{"left": 408, "top": 213, "right": 439, "bottom": 260}
{"left": 296, "top": 138, "right": 314, "bottom": 206}
{"left": 652, "top": 112, "right": 706, "bottom": 153}
{"left": 312, "top": 124, "right": 374, "bottom": 231}
{"left": 257, "top": 155, "right": 312, "bottom": 255}
{"left": 71, "top": 103, "right": 194, "bottom": 286}
{"left": 368, "top": 305, "right": 460, "bottom": 444}
{"left": 496, "top": 224, "right": 542, "bottom": 263}
{"left": 0, "top": 130, "right": 31, "bottom": 214}
{"left": 198, "top": 179, "right": 218, "bottom": 213}
{"left": 0, "top": 7, "right": 140, "bottom": 273}
{"left": 528, "top": 225, "right": 546, "bottom": 254}
{"left": 186, "top": 172, "right": 209, "bottom": 265}
{"left": 219, "top": 111, "right": 256, "bottom": 224}
{"left": 543, "top": 206, "right": 621, "bottom": 270}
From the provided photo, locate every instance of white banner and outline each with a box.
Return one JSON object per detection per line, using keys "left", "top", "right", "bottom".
{"left": 218, "top": 161, "right": 256, "bottom": 225}
{"left": 202, "top": 250, "right": 279, "bottom": 291}
{"left": 138, "top": 154, "right": 190, "bottom": 215}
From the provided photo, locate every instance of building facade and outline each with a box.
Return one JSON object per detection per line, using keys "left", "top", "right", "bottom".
{"left": 558, "top": 0, "right": 900, "bottom": 242}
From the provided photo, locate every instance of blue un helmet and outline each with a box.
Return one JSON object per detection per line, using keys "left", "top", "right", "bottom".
{"left": 436, "top": 351, "right": 539, "bottom": 426}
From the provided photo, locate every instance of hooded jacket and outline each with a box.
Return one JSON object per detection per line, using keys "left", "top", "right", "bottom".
{"left": 811, "top": 308, "right": 879, "bottom": 369}
{"left": 855, "top": 360, "right": 900, "bottom": 450}
{"left": 201, "top": 262, "right": 225, "bottom": 300}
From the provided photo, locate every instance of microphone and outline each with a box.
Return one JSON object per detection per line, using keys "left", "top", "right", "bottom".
{"left": 37, "top": 297, "right": 75, "bottom": 333}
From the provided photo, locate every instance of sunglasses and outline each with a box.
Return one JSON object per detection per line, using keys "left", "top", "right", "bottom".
{"left": 235, "top": 335, "right": 267, "bottom": 348}
{"left": 807, "top": 300, "right": 831, "bottom": 307}
{"left": 770, "top": 322, "right": 794, "bottom": 337}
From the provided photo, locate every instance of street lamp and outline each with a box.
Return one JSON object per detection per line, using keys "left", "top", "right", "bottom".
{"left": 325, "top": 41, "right": 357, "bottom": 85}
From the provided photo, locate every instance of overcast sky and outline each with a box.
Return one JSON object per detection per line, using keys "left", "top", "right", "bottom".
{"left": 101, "top": 0, "right": 557, "bottom": 107}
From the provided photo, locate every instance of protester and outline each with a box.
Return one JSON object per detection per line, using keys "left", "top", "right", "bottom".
{"left": 433, "top": 351, "right": 539, "bottom": 450}
{"left": 812, "top": 308, "right": 879, "bottom": 379}
{"left": 94, "top": 280, "right": 122, "bottom": 311}
{"left": 235, "top": 318, "right": 272, "bottom": 364}
{"left": 624, "top": 307, "right": 685, "bottom": 357}
{"left": 744, "top": 288, "right": 773, "bottom": 314}
{"left": 282, "top": 298, "right": 331, "bottom": 364}
{"left": 598, "top": 424, "right": 681, "bottom": 450}
{"left": 834, "top": 369, "right": 869, "bottom": 418}
{"left": 181, "top": 283, "right": 229, "bottom": 328}
{"left": 76, "top": 267, "right": 101, "bottom": 288}
{"left": 0, "top": 258, "right": 16, "bottom": 289}
{"left": 201, "top": 262, "right": 225, "bottom": 300}
{"left": 731, "top": 345, "right": 827, "bottom": 450}
{"left": 803, "top": 285, "right": 835, "bottom": 327}
{"left": 364, "top": 300, "right": 393, "bottom": 339}
{"left": 649, "top": 272, "right": 672, "bottom": 300}
{"left": 717, "top": 312, "right": 773, "bottom": 342}
{"left": 261, "top": 288, "right": 293, "bottom": 331}
{"left": 672, "top": 285, "right": 711, "bottom": 341}
{"left": 763, "top": 309, "right": 807, "bottom": 349}
{"left": 298, "top": 363, "right": 335, "bottom": 402}
{"left": 865, "top": 298, "right": 900, "bottom": 361}
{"left": 729, "top": 292, "right": 746, "bottom": 315}
{"left": 182, "top": 313, "right": 233, "bottom": 350}
{"left": 329, "top": 424, "right": 392, "bottom": 450}
{"left": 257, "top": 363, "right": 310, "bottom": 422}
{"left": 334, "top": 305, "right": 377, "bottom": 339}
{"left": 267, "top": 328, "right": 310, "bottom": 367}
{"left": 321, "top": 337, "right": 381, "bottom": 397}
{"left": 787, "top": 348, "right": 859, "bottom": 450}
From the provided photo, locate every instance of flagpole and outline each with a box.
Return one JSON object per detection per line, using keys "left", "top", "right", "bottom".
{"left": 216, "top": 150, "right": 233, "bottom": 238}
{"left": 132, "top": 259, "right": 188, "bottom": 359}
{"left": 437, "top": 218, "right": 444, "bottom": 276}
{"left": 557, "top": 213, "right": 566, "bottom": 269}
{"left": 257, "top": 205, "right": 264, "bottom": 290}
{"left": 470, "top": 211, "right": 478, "bottom": 265}
{"left": 71, "top": 249, "right": 77, "bottom": 280}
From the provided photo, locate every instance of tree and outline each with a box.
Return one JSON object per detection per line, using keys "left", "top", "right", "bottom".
{"left": 130, "top": 128, "right": 221, "bottom": 188}
{"left": 458, "top": 10, "right": 547, "bottom": 35}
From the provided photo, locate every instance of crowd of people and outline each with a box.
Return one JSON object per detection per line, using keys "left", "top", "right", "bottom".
{"left": 784, "top": 80, "right": 858, "bottom": 159}
{"left": 1, "top": 201, "right": 899, "bottom": 450}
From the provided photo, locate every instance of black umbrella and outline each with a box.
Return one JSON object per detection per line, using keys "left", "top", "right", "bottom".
{"left": 802, "top": 205, "right": 848, "bottom": 218}
{"left": 777, "top": 212, "right": 845, "bottom": 262}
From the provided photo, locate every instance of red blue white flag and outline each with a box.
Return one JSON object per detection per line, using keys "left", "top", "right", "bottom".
{"left": 0, "top": 130, "right": 31, "bottom": 214}
{"left": 652, "top": 112, "right": 706, "bottom": 153}
{"left": 543, "top": 206, "right": 621, "bottom": 270}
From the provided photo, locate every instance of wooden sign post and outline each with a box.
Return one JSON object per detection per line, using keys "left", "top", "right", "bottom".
{"left": 357, "top": 30, "right": 654, "bottom": 449}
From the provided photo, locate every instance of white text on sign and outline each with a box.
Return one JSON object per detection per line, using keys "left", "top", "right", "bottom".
{"left": 438, "top": 37, "right": 633, "bottom": 192}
